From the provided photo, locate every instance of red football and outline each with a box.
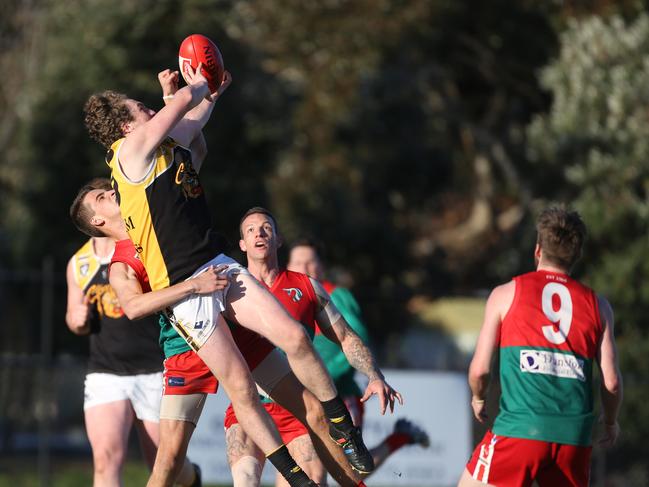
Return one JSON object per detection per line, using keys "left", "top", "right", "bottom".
{"left": 178, "top": 34, "right": 225, "bottom": 93}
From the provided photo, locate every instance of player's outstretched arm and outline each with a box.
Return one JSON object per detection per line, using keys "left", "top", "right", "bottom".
{"left": 310, "top": 277, "right": 403, "bottom": 414}
{"left": 169, "top": 71, "right": 232, "bottom": 153}
{"left": 468, "top": 281, "right": 513, "bottom": 423}
{"left": 65, "top": 257, "right": 91, "bottom": 336}
{"left": 108, "top": 262, "right": 229, "bottom": 320}
{"left": 158, "top": 68, "right": 208, "bottom": 170}
{"left": 119, "top": 64, "right": 211, "bottom": 180}
{"left": 596, "top": 295, "right": 623, "bottom": 448}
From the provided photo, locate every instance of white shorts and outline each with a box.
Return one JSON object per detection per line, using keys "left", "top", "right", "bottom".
{"left": 83, "top": 371, "right": 163, "bottom": 422}
{"left": 167, "top": 254, "right": 250, "bottom": 350}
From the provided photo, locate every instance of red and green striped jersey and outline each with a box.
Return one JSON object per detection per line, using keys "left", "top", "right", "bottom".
{"left": 492, "top": 270, "right": 602, "bottom": 446}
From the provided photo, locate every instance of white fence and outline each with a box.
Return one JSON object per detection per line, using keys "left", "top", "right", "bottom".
{"left": 188, "top": 370, "right": 471, "bottom": 486}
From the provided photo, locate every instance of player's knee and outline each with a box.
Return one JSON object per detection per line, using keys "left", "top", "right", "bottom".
{"left": 280, "top": 324, "right": 312, "bottom": 357}
{"left": 227, "top": 381, "right": 260, "bottom": 409}
{"left": 231, "top": 455, "right": 262, "bottom": 486}
{"left": 92, "top": 447, "right": 123, "bottom": 475}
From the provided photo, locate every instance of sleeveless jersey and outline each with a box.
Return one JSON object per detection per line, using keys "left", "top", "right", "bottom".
{"left": 106, "top": 137, "right": 228, "bottom": 291}
{"left": 313, "top": 281, "right": 367, "bottom": 397}
{"left": 110, "top": 239, "right": 190, "bottom": 359}
{"left": 493, "top": 270, "right": 603, "bottom": 446}
{"left": 72, "top": 239, "right": 162, "bottom": 375}
{"left": 269, "top": 270, "right": 319, "bottom": 339}
{"left": 254, "top": 269, "right": 319, "bottom": 404}
{"left": 228, "top": 269, "right": 318, "bottom": 373}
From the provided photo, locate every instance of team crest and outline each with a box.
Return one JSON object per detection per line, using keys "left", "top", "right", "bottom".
{"left": 80, "top": 264, "right": 89, "bottom": 277}
{"left": 173, "top": 146, "right": 203, "bottom": 199}
{"left": 283, "top": 288, "right": 303, "bottom": 303}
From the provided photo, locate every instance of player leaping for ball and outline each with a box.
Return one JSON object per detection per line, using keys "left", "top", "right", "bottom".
{"left": 83, "top": 61, "right": 375, "bottom": 485}
{"left": 77, "top": 71, "right": 367, "bottom": 487}
{"left": 71, "top": 180, "right": 373, "bottom": 487}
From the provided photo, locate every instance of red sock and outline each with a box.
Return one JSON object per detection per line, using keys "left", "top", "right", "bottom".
{"left": 385, "top": 432, "right": 411, "bottom": 452}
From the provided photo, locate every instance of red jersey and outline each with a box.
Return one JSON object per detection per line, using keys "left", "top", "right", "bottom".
{"left": 110, "top": 239, "right": 151, "bottom": 292}
{"left": 233, "top": 269, "right": 319, "bottom": 370}
{"left": 268, "top": 270, "right": 319, "bottom": 338}
{"left": 494, "top": 270, "right": 603, "bottom": 446}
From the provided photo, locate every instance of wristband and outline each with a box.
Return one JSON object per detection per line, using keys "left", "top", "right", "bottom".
{"left": 162, "top": 94, "right": 175, "bottom": 100}
{"left": 471, "top": 397, "right": 485, "bottom": 404}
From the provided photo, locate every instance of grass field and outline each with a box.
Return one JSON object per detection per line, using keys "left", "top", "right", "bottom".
{"left": 0, "top": 458, "right": 239, "bottom": 487}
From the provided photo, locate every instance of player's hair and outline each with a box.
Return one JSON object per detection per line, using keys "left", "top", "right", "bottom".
{"left": 83, "top": 90, "right": 132, "bottom": 149}
{"left": 536, "top": 206, "right": 587, "bottom": 271}
{"left": 289, "top": 236, "right": 326, "bottom": 262}
{"left": 239, "top": 206, "right": 279, "bottom": 238}
{"left": 69, "top": 178, "right": 112, "bottom": 238}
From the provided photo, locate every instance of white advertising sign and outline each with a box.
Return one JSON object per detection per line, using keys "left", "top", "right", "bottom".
{"left": 187, "top": 370, "right": 471, "bottom": 486}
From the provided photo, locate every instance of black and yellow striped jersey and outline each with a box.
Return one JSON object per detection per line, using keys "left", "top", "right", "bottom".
{"left": 71, "top": 239, "right": 162, "bottom": 374}
{"left": 106, "top": 137, "right": 227, "bottom": 290}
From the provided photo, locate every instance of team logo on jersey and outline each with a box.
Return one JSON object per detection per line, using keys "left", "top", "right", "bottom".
{"left": 520, "top": 350, "right": 585, "bottom": 381}
{"left": 80, "top": 264, "right": 89, "bottom": 277}
{"left": 86, "top": 283, "right": 124, "bottom": 319}
{"left": 173, "top": 146, "right": 203, "bottom": 199}
{"left": 283, "top": 287, "right": 303, "bottom": 302}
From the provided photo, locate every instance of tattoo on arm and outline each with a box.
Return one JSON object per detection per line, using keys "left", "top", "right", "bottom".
{"left": 339, "top": 325, "right": 383, "bottom": 382}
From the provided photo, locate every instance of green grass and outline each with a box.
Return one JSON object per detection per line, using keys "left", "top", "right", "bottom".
{"left": 0, "top": 458, "right": 235, "bottom": 487}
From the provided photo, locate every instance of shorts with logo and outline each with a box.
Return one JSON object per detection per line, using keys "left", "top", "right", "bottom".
{"left": 224, "top": 401, "right": 308, "bottom": 445}
{"left": 83, "top": 371, "right": 163, "bottom": 422}
{"left": 167, "top": 254, "right": 250, "bottom": 351}
{"left": 160, "top": 348, "right": 291, "bottom": 425}
{"left": 466, "top": 430, "right": 592, "bottom": 487}
{"left": 163, "top": 350, "right": 219, "bottom": 396}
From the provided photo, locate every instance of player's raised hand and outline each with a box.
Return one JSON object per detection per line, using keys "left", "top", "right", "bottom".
{"left": 158, "top": 69, "right": 180, "bottom": 102}
{"left": 471, "top": 396, "right": 488, "bottom": 423}
{"left": 209, "top": 71, "right": 232, "bottom": 102}
{"left": 182, "top": 62, "right": 211, "bottom": 99}
{"left": 190, "top": 265, "right": 230, "bottom": 294}
{"left": 361, "top": 378, "right": 404, "bottom": 415}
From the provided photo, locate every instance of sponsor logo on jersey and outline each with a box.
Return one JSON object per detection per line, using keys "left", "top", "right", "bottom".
{"left": 283, "top": 287, "right": 303, "bottom": 302}
{"left": 124, "top": 215, "right": 135, "bottom": 231}
{"left": 520, "top": 350, "right": 585, "bottom": 381}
